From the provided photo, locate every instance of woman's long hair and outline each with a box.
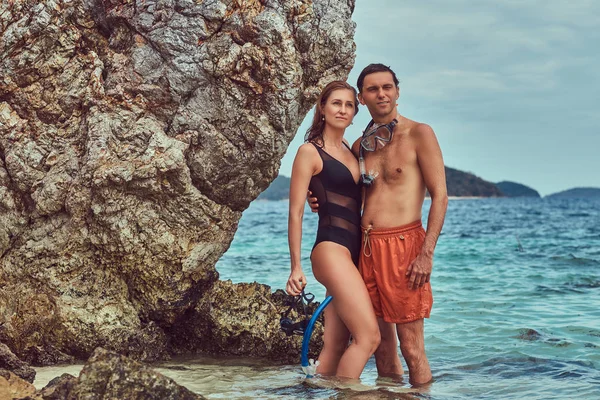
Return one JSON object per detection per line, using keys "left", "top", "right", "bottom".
{"left": 304, "top": 81, "right": 359, "bottom": 145}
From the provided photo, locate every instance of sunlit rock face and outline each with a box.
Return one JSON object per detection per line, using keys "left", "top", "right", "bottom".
{"left": 0, "top": 0, "right": 355, "bottom": 364}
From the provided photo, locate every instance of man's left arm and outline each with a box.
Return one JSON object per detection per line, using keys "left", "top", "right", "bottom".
{"left": 406, "top": 124, "right": 449, "bottom": 290}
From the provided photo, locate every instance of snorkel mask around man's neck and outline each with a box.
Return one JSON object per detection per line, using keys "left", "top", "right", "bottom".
{"left": 359, "top": 118, "right": 398, "bottom": 187}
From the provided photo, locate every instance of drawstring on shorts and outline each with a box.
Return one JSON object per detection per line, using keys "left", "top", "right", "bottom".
{"left": 363, "top": 226, "right": 373, "bottom": 257}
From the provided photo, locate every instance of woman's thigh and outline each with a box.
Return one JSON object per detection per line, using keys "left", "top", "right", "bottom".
{"left": 311, "top": 242, "right": 378, "bottom": 337}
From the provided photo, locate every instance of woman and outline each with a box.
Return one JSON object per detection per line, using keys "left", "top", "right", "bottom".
{"left": 285, "top": 81, "right": 380, "bottom": 379}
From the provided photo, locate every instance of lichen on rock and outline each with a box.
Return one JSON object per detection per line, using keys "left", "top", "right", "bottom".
{"left": 0, "top": 0, "right": 355, "bottom": 364}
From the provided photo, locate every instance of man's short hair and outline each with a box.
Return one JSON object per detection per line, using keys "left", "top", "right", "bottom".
{"left": 357, "top": 64, "right": 399, "bottom": 92}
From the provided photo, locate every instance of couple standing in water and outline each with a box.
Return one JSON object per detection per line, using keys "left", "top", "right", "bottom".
{"left": 286, "top": 64, "right": 448, "bottom": 385}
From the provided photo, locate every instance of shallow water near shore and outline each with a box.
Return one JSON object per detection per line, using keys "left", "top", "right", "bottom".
{"left": 36, "top": 198, "right": 600, "bottom": 399}
{"left": 34, "top": 356, "right": 423, "bottom": 399}
{"left": 35, "top": 357, "right": 435, "bottom": 399}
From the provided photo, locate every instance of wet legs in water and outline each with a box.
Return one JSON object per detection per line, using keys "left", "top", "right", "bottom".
{"left": 311, "top": 242, "right": 380, "bottom": 379}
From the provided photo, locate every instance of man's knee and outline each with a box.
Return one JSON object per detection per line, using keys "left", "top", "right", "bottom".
{"left": 397, "top": 319, "right": 425, "bottom": 358}
{"left": 399, "top": 339, "right": 425, "bottom": 364}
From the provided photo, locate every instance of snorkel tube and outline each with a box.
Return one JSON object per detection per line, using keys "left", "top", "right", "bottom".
{"left": 300, "top": 295, "right": 333, "bottom": 377}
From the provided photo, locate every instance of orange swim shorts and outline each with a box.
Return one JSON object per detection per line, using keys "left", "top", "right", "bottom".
{"left": 359, "top": 220, "right": 433, "bottom": 324}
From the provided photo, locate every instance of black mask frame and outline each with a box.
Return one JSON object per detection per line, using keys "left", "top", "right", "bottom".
{"left": 279, "top": 289, "right": 315, "bottom": 336}
{"left": 359, "top": 118, "right": 398, "bottom": 187}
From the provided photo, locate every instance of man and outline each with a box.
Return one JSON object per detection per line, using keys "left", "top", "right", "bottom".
{"left": 310, "top": 64, "right": 448, "bottom": 385}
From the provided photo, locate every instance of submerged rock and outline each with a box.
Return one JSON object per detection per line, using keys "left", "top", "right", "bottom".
{"left": 0, "top": 0, "right": 355, "bottom": 363}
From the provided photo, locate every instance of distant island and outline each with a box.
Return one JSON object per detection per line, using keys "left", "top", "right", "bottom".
{"left": 496, "top": 181, "right": 541, "bottom": 198}
{"left": 545, "top": 187, "right": 600, "bottom": 198}
{"left": 444, "top": 167, "right": 502, "bottom": 197}
{"left": 259, "top": 167, "right": 511, "bottom": 200}
{"left": 258, "top": 175, "right": 291, "bottom": 200}
{"left": 258, "top": 169, "right": 598, "bottom": 201}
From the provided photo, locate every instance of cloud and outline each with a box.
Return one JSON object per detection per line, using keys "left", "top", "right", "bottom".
{"left": 352, "top": 2, "right": 599, "bottom": 107}
{"left": 281, "top": 1, "right": 600, "bottom": 194}
{"left": 407, "top": 69, "right": 509, "bottom": 99}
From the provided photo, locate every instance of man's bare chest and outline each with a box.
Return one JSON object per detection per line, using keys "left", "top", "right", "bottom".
{"left": 364, "top": 139, "right": 418, "bottom": 182}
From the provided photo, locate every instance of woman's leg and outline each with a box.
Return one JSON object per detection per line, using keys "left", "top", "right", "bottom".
{"left": 316, "top": 296, "right": 350, "bottom": 375}
{"left": 311, "top": 242, "right": 381, "bottom": 379}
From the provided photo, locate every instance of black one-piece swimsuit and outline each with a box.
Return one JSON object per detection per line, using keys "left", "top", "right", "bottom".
{"left": 309, "top": 142, "right": 362, "bottom": 266}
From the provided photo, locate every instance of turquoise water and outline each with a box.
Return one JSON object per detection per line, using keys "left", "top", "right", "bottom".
{"left": 216, "top": 197, "right": 600, "bottom": 399}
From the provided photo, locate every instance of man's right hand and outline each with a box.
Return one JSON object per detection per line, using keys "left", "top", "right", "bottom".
{"left": 307, "top": 190, "right": 319, "bottom": 213}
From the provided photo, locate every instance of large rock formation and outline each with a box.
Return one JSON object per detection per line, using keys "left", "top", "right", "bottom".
{"left": 0, "top": 0, "right": 355, "bottom": 364}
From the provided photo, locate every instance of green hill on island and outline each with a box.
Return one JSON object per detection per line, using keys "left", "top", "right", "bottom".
{"left": 546, "top": 187, "right": 600, "bottom": 198}
{"left": 259, "top": 166, "right": 507, "bottom": 199}
{"left": 496, "top": 181, "right": 541, "bottom": 198}
{"left": 444, "top": 167, "right": 502, "bottom": 197}
{"left": 258, "top": 175, "right": 291, "bottom": 200}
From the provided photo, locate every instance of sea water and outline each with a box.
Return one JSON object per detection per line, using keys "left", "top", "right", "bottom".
{"left": 35, "top": 198, "right": 600, "bottom": 399}
{"left": 215, "top": 197, "right": 600, "bottom": 399}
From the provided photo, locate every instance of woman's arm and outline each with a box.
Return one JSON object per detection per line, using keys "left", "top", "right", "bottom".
{"left": 286, "top": 144, "right": 319, "bottom": 295}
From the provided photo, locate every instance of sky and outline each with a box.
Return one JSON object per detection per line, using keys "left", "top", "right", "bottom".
{"left": 278, "top": 0, "right": 600, "bottom": 196}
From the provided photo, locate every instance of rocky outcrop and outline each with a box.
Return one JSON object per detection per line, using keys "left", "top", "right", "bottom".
{"left": 0, "top": 369, "right": 37, "bottom": 400}
{"left": 170, "top": 281, "right": 324, "bottom": 364}
{"left": 37, "top": 373, "right": 78, "bottom": 400}
{"left": 0, "top": 0, "right": 355, "bottom": 363}
{"left": 0, "top": 343, "right": 36, "bottom": 383}
{"left": 0, "top": 348, "right": 206, "bottom": 399}
{"left": 67, "top": 348, "right": 205, "bottom": 399}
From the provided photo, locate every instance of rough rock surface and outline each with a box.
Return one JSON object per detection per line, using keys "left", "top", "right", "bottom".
{"left": 37, "top": 373, "right": 78, "bottom": 400}
{"left": 0, "top": 342, "right": 36, "bottom": 383}
{"left": 0, "top": 369, "right": 37, "bottom": 400}
{"left": 0, "top": 349, "right": 206, "bottom": 399}
{"left": 0, "top": 0, "right": 356, "bottom": 364}
{"left": 171, "top": 281, "right": 324, "bottom": 363}
{"left": 66, "top": 347, "right": 205, "bottom": 399}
